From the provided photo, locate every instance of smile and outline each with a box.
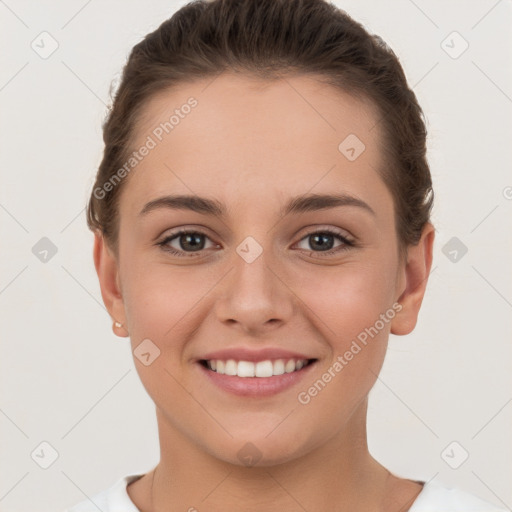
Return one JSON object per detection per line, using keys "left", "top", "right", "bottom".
{"left": 198, "top": 357, "right": 318, "bottom": 397}
{"left": 201, "top": 358, "right": 315, "bottom": 377}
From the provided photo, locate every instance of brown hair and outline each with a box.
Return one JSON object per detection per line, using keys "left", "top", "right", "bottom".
{"left": 87, "top": 0, "right": 433, "bottom": 256}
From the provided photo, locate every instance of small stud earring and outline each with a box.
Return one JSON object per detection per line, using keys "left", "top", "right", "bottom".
{"left": 112, "top": 320, "right": 129, "bottom": 338}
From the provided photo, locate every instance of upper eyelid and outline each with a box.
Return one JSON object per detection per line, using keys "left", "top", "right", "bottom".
{"left": 157, "top": 225, "right": 215, "bottom": 242}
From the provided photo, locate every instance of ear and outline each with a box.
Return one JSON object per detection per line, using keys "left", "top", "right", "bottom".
{"left": 93, "top": 232, "right": 128, "bottom": 336}
{"left": 391, "top": 223, "right": 435, "bottom": 336}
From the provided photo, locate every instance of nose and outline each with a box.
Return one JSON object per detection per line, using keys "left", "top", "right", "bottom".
{"left": 214, "top": 246, "right": 295, "bottom": 335}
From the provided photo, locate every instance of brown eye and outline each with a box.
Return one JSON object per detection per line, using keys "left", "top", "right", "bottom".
{"left": 174, "top": 232, "right": 206, "bottom": 251}
{"left": 307, "top": 233, "right": 336, "bottom": 251}
{"left": 295, "top": 229, "right": 354, "bottom": 256}
{"left": 158, "top": 230, "right": 216, "bottom": 257}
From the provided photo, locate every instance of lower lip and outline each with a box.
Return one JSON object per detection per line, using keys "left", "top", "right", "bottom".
{"left": 198, "top": 361, "right": 317, "bottom": 397}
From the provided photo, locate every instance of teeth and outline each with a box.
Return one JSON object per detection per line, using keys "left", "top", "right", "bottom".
{"left": 285, "top": 359, "right": 296, "bottom": 373}
{"left": 255, "top": 360, "right": 273, "bottom": 377}
{"left": 225, "top": 359, "right": 237, "bottom": 376}
{"left": 272, "top": 359, "right": 285, "bottom": 375}
{"left": 237, "top": 360, "right": 255, "bottom": 377}
{"left": 205, "top": 358, "right": 310, "bottom": 377}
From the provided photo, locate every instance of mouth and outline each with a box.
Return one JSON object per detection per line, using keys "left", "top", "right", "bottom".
{"left": 199, "top": 358, "right": 316, "bottom": 377}
{"left": 197, "top": 357, "right": 318, "bottom": 397}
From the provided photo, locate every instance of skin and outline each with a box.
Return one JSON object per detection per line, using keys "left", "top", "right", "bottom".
{"left": 94, "top": 72, "right": 434, "bottom": 511}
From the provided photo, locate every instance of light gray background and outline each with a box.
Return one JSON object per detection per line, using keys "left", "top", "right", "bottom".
{"left": 1, "top": 1, "right": 511, "bottom": 511}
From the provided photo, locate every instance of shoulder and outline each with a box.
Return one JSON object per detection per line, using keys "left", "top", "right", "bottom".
{"left": 410, "top": 480, "right": 508, "bottom": 512}
{"left": 63, "top": 473, "right": 144, "bottom": 512}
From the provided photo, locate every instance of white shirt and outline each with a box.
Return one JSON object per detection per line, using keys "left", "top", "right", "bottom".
{"left": 64, "top": 473, "right": 508, "bottom": 512}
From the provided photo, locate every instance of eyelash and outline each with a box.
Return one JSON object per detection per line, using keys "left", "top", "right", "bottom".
{"left": 157, "top": 227, "right": 355, "bottom": 258}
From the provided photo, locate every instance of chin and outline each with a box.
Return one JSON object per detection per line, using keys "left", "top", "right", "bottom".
{"left": 203, "top": 428, "right": 317, "bottom": 468}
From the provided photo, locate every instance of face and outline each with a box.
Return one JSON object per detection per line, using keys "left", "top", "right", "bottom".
{"left": 96, "top": 72, "right": 432, "bottom": 467}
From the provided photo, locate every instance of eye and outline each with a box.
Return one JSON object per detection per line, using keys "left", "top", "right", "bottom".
{"left": 295, "top": 228, "right": 354, "bottom": 256}
{"left": 157, "top": 227, "right": 355, "bottom": 258}
{"left": 157, "top": 229, "right": 217, "bottom": 257}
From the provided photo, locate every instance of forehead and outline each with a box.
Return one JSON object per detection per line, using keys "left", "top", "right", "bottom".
{"left": 123, "top": 72, "right": 389, "bottom": 216}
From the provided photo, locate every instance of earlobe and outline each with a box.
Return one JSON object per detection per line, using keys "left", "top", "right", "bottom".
{"left": 390, "top": 223, "right": 435, "bottom": 336}
{"left": 93, "top": 232, "right": 129, "bottom": 337}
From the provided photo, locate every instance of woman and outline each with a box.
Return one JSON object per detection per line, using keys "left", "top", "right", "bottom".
{"left": 66, "top": 0, "right": 506, "bottom": 510}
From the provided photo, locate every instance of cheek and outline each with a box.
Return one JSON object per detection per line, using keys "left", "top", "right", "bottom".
{"left": 296, "top": 257, "right": 398, "bottom": 346}
{"left": 293, "top": 257, "right": 397, "bottom": 398}
{"left": 292, "top": 267, "right": 394, "bottom": 439}
{"left": 119, "top": 261, "right": 211, "bottom": 413}
{"left": 121, "top": 257, "right": 212, "bottom": 341}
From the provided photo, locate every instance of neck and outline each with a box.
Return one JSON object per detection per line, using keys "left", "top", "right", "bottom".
{"left": 147, "top": 399, "right": 397, "bottom": 512}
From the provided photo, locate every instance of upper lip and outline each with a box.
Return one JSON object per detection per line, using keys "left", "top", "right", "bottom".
{"left": 197, "top": 347, "right": 316, "bottom": 363}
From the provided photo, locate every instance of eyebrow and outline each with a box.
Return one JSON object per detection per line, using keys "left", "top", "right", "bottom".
{"left": 139, "top": 193, "right": 376, "bottom": 218}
